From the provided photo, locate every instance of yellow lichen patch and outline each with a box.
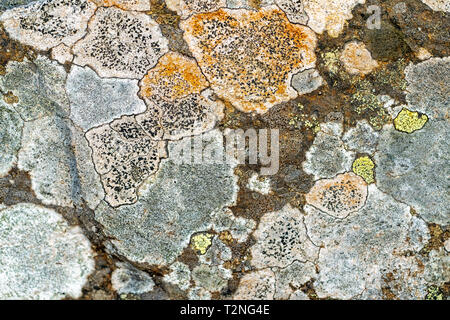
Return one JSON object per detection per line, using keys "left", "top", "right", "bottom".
{"left": 394, "top": 108, "right": 428, "bottom": 134}
{"left": 180, "top": 6, "right": 317, "bottom": 113}
{"left": 191, "top": 232, "right": 214, "bottom": 255}
{"left": 352, "top": 156, "right": 375, "bottom": 184}
{"left": 89, "top": 0, "right": 151, "bottom": 11}
{"left": 139, "top": 52, "right": 209, "bottom": 101}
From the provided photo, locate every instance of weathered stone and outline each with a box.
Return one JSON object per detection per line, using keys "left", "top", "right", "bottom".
{"left": 111, "top": 263, "right": 155, "bottom": 295}
{"left": 340, "top": 41, "right": 379, "bottom": 75}
{"left": 0, "top": 203, "right": 95, "bottom": 300}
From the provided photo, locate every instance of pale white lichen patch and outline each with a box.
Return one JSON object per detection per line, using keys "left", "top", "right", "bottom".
{"left": 163, "top": 262, "right": 191, "bottom": 291}
{"left": 421, "top": 0, "right": 450, "bottom": 12}
{"left": 340, "top": 41, "right": 379, "bottom": 75}
{"left": 246, "top": 172, "right": 271, "bottom": 195}
{"left": 67, "top": 65, "right": 147, "bottom": 131}
{"left": 0, "top": 0, "right": 96, "bottom": 51}
{"left": 303, "top": 0, "right": 365, "bottom": 37}
{"left": 0, "top": 203, "right": 95, "bottom": 300}
{"left": 166, "top": 0, "right": 226, "bottom": 19}
{"left": 72, "top": 6, "right": 169, "bottom": 79}
{"left": 250, "top": 204, "right": 319, "bottom": 268}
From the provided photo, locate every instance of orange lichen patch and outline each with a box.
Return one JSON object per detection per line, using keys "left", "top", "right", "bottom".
{"left": 89, "top": 0, "right": 151, "bottom": 11}
{"left": 305, "top": 172, "right": 368, "bottom": 219}
{"left": 181, "top": 6, "right": 317, "bottom": 114}
{"left": 139, "top": 52, "right": 209, "bottom": 101}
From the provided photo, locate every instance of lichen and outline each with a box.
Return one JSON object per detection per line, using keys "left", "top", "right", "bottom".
{"left": 352, "top": 156, "right": 375, "bottom": 184}
{"left": 191, "top": 232, "right": 214, "bottom": 255}
{"left": 394, "top": 108, "right": 428, "bottom": 134}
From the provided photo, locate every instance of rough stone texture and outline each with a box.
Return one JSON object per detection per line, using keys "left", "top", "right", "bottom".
{"left": 94, "top": 130, "right": 238, "bottom": 266}
{"left": 181, "top": 6, "right": 317, "bottom": 113}
{"left": 0, "top": 0, "right": 96, "bottom": 51}
{"left": 404, "top": 57, "right": 449, "bottom": 121}
{"left": 340, "top": 41, "right": 379, "bottom": 75}
{"left": 163, "top": 262, "right": 191, "bottom": 291}
{"left": 303, "top": 119, "right": 355, "bottom": 180}
{"left": 0, "top": 55, "right": 70, "bottom": 121}
{"left": 0, "top": 102, "right": 23, "bottom": 177}
{"left": 303, "top": 0, "right": 365, "bottom": 37}
{"left": 166, "top": 0, "right": 226, "bottom": 19}
{"left": 90, "top": 0, "right": 151, "bottom": 11}
{"left": 233, "top": 269, "right": 276, "bottom": 300}
{"left": 375, "top": 121, "right": 449, "bottom": 225}
{"left": 251, "top": 204, "right": 319, "bottom": 268}
{"left": 291, "top": 68, "right": 323, "bottom": 95}
{"left": 111, "top": 263, "right": 155, "bottom": 295}
{"left": 342, "top": 120, "right": 379, "bottom": 154}
{"left": 305, "top": 173, "right": 368, "bottom": 219}
{"left": 0, "top": 203, "right": 94, "bottom": 300}
{"left": 304, "top": 185, "right": 431, "bottom": 299}
{"left": 67, "top": 65, "right": 146, "bottom": 131}
{"left": 72, "top": 6, "right": 169, "bottom": 79}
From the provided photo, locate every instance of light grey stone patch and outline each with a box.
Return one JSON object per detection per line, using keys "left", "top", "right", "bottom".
{"left": 0, "top": 0, "right": 36, "bottom": 11}
{"left": 275, "top": 0, "right": 309, "bottom": 25}
{"left": 375, "top": 121, "right": 449, "bottom": 225}
{"left": 191, "top": 264, "right": 230, "bottom": 293}
{"left": 304, "top": 185, "right": 430, "bottom": 299}
{"left": 291, "top": 69, "right": 323, "bottom": 95}
{"left": 199, "top": 237, "right": 233, "bottom": 266}
{"left": 94, "top": 130, "right": 239, "bottom": 266}
{"left": 405, "top": 57, "right": 450, "bottom": 120}
{"left": 188, "top": 287, "right": 212, "bottom": 300}
{"left": 0, "top": 56, "right": 70, "bottom": 121}
{"left": 251, "top": 204, "right": 319, "bottom": 269}
{"left": 274, "top": 261, "right": 317, "bottom": 299}
{"left": 111, "top": 262, "right": 155, "bottom": 295}
{"left": 163, "top": 262, "right": 191, "bottom": 291}
{"left": 342, "top": 120, "right": 379, "bottom": 154}
{"left": 67, "top": 65, "right": 147, "bottom": 131}
{"left": 0, "top": 203, "right": 95, "bottom": 300}
{"left": 290, "top": 290, "right": 310, "bottom": 300}
{"left": 70, "top": 124, "right": 104, "bottom": 210}
{"left": 0, "top": 0, "right": 96, "bottom": 51}
{"left": 233, "top": 269, "right": 276, "bottom": 300}
{"left": 0, "top": 102, "right": 23, "bottom": 177}
{"left": 302, "top": 120, "right": 355, "bottom": 180}
{"left": 211, "top": 209, "right": 256, "bottom": 243}
{"left": 17, "top": 116, "right": 81, "bottom": 207}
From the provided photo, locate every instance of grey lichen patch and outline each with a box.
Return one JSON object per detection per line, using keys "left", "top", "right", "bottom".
{"left": 404, "top": 57, "right": 449, "bottom": 121}
{"left": 163, "top": 261, "right": 191, "bottom": 291}
{"left": 375, "top": 120, "right": 449, "bottom": 226}
{"left": 166, "top": 0, "right": 226, "bottom": 19}
{"left": 94, "top": 130, "right": 238, "bottom": 266}
{"left": 86, "top": 121, "right": 166, "bottom": 207}
{"left": 0, "top": 0, "right": 96, "bottom": 51}
{"left": 191, "top": 264, "right": 230, "bottom": 293}
{"left": 304, "top": 185, "right": 431, "bottom": 299}
{"left": 233, "top": 269, "right": 276, "bottom": 300}
{"left": 139, "top": 52, "right": 224, "bottom": 140}
{"left": 17, "top": 116, "right": 82, "bottom": 207}
{"left": 181, "top": 6, "right": 317, "bottom": 113}
{"left": 0, "top": 55, "right": 70, "bottom": 121}
{"left": 72, "top": 6, "right": 169, "bottom": 79}
{"left": 342, "top": 120, "right": 379, "bottom": 154}
{"left": 0, "top": 102, "right": 23, "bottom": 177}
{"left": 291, "top": 68, "right": 323, "bottom": 95}
{"left": 67, "top": 65, "right": 146, "bottom": 131}
{"left": 0, "top": 0, "right": 36, "bottom": 11}
{"left": 211, "top": 209, "right": 256, "bottom": 243}
{"left": 275, "top": 0, "right": 309, "bottom": 25}
{"left": 305, "top": 172, "right": 368, "bottom": 219}
{"left": 0, "top": 203, "right": 95, "bottom": 300}
{"left": 274, "top": 261, "right": 317, "bottom": 300}
{"left": 111, "top": 262, "right": 155, "bottom": 295}
{"left": 250, "top": 204, "right": 319, "bottom": 268}
{"left": 302, "top": 118, "right": 355, "bottom": 180}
